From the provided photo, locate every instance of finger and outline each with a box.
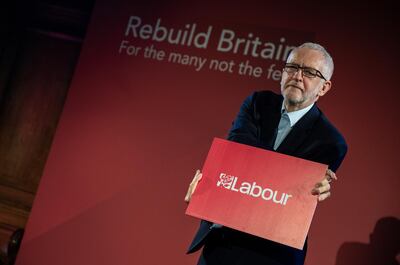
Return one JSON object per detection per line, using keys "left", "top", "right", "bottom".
{"left": 191, "top": 173, "right": 202, "bottom": 193}
{"left": 315, "top": 178, "right": 329, "bottom": 188}
{"left": 318, "top": 192, "right": 331, "bottom": 202}
{"left": 190, "top": 170, "right": 202, "bottom": 184}
{"left": 196, "top": 171, "right": 203, "bottom": 181}
{"left": 326, "top": 169, "right": 337, "bottom": 182}
{"left": 184, "top": 170, "right": 203, "bottom": 203}
{"left": 190, "top": 169, "right": 200, "bottom": 184}
{"left": 312, "top": 182, "right": 331, "bottom": 195}
{"left": 185, "top": 183, "right": 197, "bottom": 202}
{"left": 184, "top": 192, "right": 190, "bottom": 203}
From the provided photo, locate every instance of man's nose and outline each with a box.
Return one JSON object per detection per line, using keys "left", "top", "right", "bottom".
{"left": 292, "top": 68, "right": 303, "bottom": 81}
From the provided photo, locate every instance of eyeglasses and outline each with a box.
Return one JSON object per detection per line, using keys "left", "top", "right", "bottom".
{"left": 283, "top": 63, "right": 327, "bottom": 81}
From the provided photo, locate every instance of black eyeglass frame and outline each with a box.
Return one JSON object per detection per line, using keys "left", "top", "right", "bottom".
{"left": 283, "top": 63, "right": 327, "bottom": 81}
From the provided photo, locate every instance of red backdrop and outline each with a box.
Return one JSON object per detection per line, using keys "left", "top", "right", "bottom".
{"left": 16, "top": 1, "right": 400, "bottom": 265}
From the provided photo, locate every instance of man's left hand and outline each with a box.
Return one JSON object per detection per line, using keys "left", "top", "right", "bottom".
{"left": 311, "top": 169, "right": 337, "bottom": 202}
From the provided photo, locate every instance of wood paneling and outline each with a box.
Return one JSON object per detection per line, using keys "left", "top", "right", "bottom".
{"left": 0, "top": 0, "right": 94, "bottom": 262}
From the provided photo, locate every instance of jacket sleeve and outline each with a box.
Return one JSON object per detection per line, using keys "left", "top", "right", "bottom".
{"left": 227, "top": 92, "right": 259, "bottom": 146}
{"left": 311, "top": 141, "right": 348, "bottom": 172}
{"left": 326, "top": 142, "right": 348, "bottom": 172}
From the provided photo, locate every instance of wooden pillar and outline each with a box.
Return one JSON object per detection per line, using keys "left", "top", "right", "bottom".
{"left": 0, "top": 0, "right": 94, "bottom": 262}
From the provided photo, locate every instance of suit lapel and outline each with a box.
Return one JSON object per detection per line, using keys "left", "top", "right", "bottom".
{"left": 276, "top": 104, "right": 320, "bottom": 155}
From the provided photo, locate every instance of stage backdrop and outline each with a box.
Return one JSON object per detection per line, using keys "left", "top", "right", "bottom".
{"left": 16, "top": 1, "right": 400, "bottom": 265}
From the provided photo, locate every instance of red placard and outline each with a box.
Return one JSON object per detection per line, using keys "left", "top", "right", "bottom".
{"left": 186, "top": 138, "right": 327, "bottom": 249}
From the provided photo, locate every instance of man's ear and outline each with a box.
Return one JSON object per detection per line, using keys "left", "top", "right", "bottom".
{"left": 318, "top": 80, "right": 332, "bottom": 97}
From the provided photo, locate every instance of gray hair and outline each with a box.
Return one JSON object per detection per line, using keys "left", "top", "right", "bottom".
{"left": 291, "top": 42, "right": 334, "bottom": 80}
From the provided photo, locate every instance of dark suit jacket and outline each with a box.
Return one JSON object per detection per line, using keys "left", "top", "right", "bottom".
{"left": 187, "top": 90, "right": 348, "bottom": 264}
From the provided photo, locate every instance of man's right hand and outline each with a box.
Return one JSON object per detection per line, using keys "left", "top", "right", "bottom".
{"left": 184, "top": 169, "right": 202, "bottom": 203}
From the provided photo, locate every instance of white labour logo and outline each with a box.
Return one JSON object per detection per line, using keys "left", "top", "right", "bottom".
{"left": 217, "top": 173, "right": 292, "bottom": 205}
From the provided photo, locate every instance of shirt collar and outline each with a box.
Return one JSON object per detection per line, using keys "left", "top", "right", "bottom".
{"left": 281, "top": 102, "right": 314, "bottom": 127}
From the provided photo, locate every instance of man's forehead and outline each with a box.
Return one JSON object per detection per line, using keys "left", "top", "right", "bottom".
{"left": 287, "top": 48, "right": 324, "bottom": 68}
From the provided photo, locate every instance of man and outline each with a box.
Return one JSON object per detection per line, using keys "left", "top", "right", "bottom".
{"left": 185, "top": 42, "right": 347, "bottom": 265}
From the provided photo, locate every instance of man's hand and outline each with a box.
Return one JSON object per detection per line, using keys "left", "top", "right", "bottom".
{"left": 311, "top": 169, "right": 337, "bottom": 202}
{"left": 184, "top": 169, "right": 203, "bottom": 203}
